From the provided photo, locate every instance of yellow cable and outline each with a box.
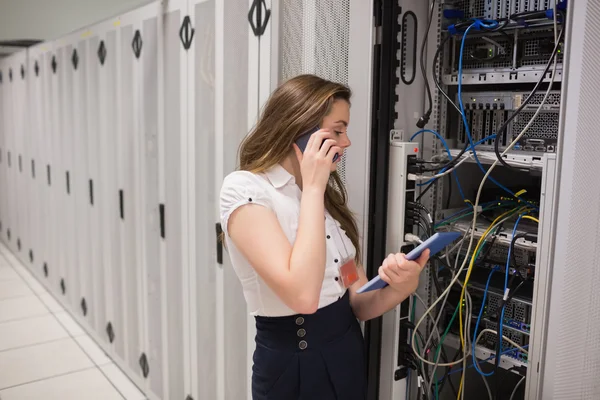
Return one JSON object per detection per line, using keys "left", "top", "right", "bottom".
{"left": 522, "top": 215, "right": 540, "bottom": 223}
{"left": 456, "top": 207, "right": 524, "bottom": 399}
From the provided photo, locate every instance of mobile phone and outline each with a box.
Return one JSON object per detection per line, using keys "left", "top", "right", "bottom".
{"left": 295, "top": 126, "right": 339, "bottom": 162}
{"left": 356, "top": 231, "right": 462, "bottom": 293}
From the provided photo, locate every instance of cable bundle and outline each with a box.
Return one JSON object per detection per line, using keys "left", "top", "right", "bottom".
{"left": 404, "top": 1, "right": 564, "bottom": 399}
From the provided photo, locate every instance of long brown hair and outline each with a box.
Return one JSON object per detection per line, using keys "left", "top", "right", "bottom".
{"left": 237, "top": 74, "right": 361, "bottom": 262}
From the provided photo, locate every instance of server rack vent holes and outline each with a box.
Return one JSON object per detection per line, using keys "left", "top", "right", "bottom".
{"left": 279, "top": 0, "right": 350, "bottom": 183}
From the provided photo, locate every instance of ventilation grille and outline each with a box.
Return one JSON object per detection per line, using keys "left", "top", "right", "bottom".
{"left": 453, "top": 0, "right": 553, "bottom": 19}
{"left": 453, "top": 0, "right": 486, "bottom": 18}
{"left": 279, "top": 0, "right": 350, "bottom": 182}
{"left": 511, "top": 111, "right": 560, "bottom": 139}
{"left": 480, "top": 292, "right": 531, "bottom": 358}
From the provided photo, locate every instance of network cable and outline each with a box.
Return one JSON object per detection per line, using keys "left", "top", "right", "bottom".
{"left": 413, "top": 5, "right": 561, "bottom": 398}
{"left": 472, "top": 266, "right": 500, "bottom": 377}
{"left": 417, "top": 0, "right": 437, "bottom": 129}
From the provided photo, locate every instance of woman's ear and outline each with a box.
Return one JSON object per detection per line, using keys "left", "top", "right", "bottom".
{"left": 292, "top": 143, "right": 303, "bottom": 164}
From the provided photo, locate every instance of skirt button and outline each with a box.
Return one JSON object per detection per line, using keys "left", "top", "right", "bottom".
{"left": 299, "top": 340, "right": 308, "bottom": 350}
{"left": 297, "top": 328, "right": 306, "bottom": 338}
{"left": 295, "top": 317, "right": 305, "bottom": 326}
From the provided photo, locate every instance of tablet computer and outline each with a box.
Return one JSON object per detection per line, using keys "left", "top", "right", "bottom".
{"left": 356, "top": 231, "right": 462, "bottom": 294}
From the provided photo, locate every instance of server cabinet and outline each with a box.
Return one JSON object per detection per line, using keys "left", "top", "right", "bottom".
{"left": 26, "top": 46, "right": 46, "bottom": 281}
{"left": 0, "top": 58, "right": 8, "bottom": 249}
{"left": 13, "top": 53, "right": 29, "bottom": 266}
{"left": 114, "top": 10, "right": 146, "bottom": 382}
{"left": 70, "top": 37, "right": 93, "bottom": 324}
{"left": 187, "top": 1, "right": 219, "bottom": 399}
{"left": 0, "top": 58, "right": 8, "bottom": 250}
{"left": 2, "top": 53, "right": 28, "bottom": 257}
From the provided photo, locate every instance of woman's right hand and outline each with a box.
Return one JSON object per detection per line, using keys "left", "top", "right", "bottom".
{"left": 293, "top": 129, "right": 341, "bottom": 193}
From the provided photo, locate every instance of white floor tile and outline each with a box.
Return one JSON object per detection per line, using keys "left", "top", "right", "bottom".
{"left": 76, "top": 335, "right": 112, "bottom": 366}
{"left": 0, "top": 296, "right": 49, "bottom": 323}
{"left": 0, "top": 368, "right": 124, "bottom": 400}
{"left": 0, "top": 266, "right": 20, "bottom": 281}
{"left": 0, "top": 338, "right": 94, "bottom": 389}
{"left": 38, "top": 293, "right": 64, "bottom": 313}
{"left": 10, "top": 263, "right": 50, "bottom": 294}
{"left": 54, "top": 311, "right": 86, "bottom": 337}
{"left": 101, "top": 363, "right": 146, "bottom": 400}
{"left": 0, "top": 279, "right": 33, "bottom": 300}
{"left": 0, "top": 315, "right": 69, "bottom": 352}
{"left": 24, "top": 275, "right": 48, "bottom": 294}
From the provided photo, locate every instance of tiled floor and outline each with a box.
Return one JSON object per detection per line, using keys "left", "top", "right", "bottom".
{"left": 0, "top": 245, "right": 147, "bottom": 400}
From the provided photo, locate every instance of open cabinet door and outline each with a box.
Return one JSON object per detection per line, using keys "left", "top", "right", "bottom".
{"left": 250, "top": 0, "right": 376, "bottom": 396}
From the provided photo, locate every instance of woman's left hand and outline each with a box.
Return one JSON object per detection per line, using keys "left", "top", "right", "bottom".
{"left": 378, "top": 250, "right": 430, "bottom": 294}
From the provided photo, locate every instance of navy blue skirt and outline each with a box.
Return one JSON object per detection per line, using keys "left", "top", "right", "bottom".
{"left": 252, "top": 291, "right": 367, "bottom": 400}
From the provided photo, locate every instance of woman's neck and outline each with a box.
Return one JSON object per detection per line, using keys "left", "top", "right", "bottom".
{"left": 280, "top": 152, "right": 303, "bottom": 190}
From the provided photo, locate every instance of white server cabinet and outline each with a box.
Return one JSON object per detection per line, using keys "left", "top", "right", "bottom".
{"left": 153, "top": 0, "right": 193, "bottom": 398}
{"left": 113, "top": 7, "right": 147, "bottom": 382}
{"left": 85, "top": 33, "right": 109, "bottom": 337}
{"left": 185, "top": 0, "right": 262, "bottom": 399}
{"left": 0, "top": 58, "right": 8, "bottom": 248}
{"left": 13, "top": 53, "right": 29, "bottom": 265}
{"left": 0, "top": 60, "right": 4, "bottom": 246}
{"left": 0, "top": 58, "right": 9, "bottom": 249}
{"left": 25, "top": 46, "right": 43, "bottom": 280}
{"left": 59, "top": 42, "right": 80, "bottom": 310}
{"left": 70, "top": 37, "right": 93, "bottom": 324}
{"left": 187, "top": 1, "right": 219, "bottom": 399}
{"left": 2, "top": 53, "right": 28, "bottom": 258}
{"left": 48, "top": 42, "right": 68, "bottom": 302}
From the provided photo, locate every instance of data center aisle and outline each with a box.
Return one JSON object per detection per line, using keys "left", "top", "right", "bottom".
{"left": 0, "top": 244, "right": 147, "bottom": 400}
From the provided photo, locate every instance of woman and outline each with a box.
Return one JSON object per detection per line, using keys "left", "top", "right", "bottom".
{"left": 220, "top": 74, "right": 429, "bottom": 400}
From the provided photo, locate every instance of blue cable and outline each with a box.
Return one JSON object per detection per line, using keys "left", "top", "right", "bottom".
{"left": 433, "top": 198, "right": 503, "bottom": 228}
{"left": 409, "top": 130, "right": 466, "bottom": 201}
{"left": 438, "top": 344, "right": 529, "bottom": 383}
{"left": 410, "top": 130, "right": 496, "bottom": 200}
{"left": 410, "top": 130, "right": 497, "bottom": 195}
{"left": 457, "top": 24, "right": 538, "bottom": 209}
{"left": 472, "top": 266, "right": 500, "bottom": 376}
{"left": 498, "top": 214, "right": 525, "bottom": 360}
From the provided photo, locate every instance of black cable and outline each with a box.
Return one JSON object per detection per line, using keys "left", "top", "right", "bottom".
{"left": 416, "top": 179, "right": 437, "bottom": 202}
{"left": 510, "top": 10, "right": 547, "bottom": 21}
{"left": 491, "top": 229, "right": 531, "bottom": 399}
{"left": 418, "top": 34, "right": 468, "bottom": 173}
{"left": 417, "top": 0, "right": 437, "bottom": 128}
{"left": 510, "top": 233, "right": 527, "bottom": 269}
{"left": 493, "top": 13, "right": 565, "bottom": 169}
{"left": 445, "top": 174, "right": 453, "bottom": 209}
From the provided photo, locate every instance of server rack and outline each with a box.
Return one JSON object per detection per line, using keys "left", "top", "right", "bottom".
{"left": 372, "top": 0, "right": 599, "bottom": 399}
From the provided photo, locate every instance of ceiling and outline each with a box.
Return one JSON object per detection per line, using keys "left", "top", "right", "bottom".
{"left": 0, "top": 0, "right": 151, "bottom": 57}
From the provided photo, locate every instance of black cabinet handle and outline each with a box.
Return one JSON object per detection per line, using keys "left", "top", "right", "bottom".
{"left": 119, "top": 190, "right": 124, "bottom": 220}
{"left": 179, "top": 16, "right": 195, "bottom": 50}
{"left": 139, "top": 353, "right": 150, "bottom": 378}
{"left": 248, "top": 0, "right": 271, "bottom": 37}
{"left": 81, "top": 297, "right": 87, "bottom": 316}
{"left": 132, "top": 30, "right": 143, "bottom": 58}
{"left": 89, "top": 179, "right": 94, "bottom": 205}
{"left": 159, "top": 204, "right": 165, "bottom": 239}
{"left": 98, "top": 40, "right": 107, "bottom": 65}
{"left": 216, "top": 223, "right": 223, "bottom": 265}
{"left": 106, "top": 322, "right": 115, "bottom": 343}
